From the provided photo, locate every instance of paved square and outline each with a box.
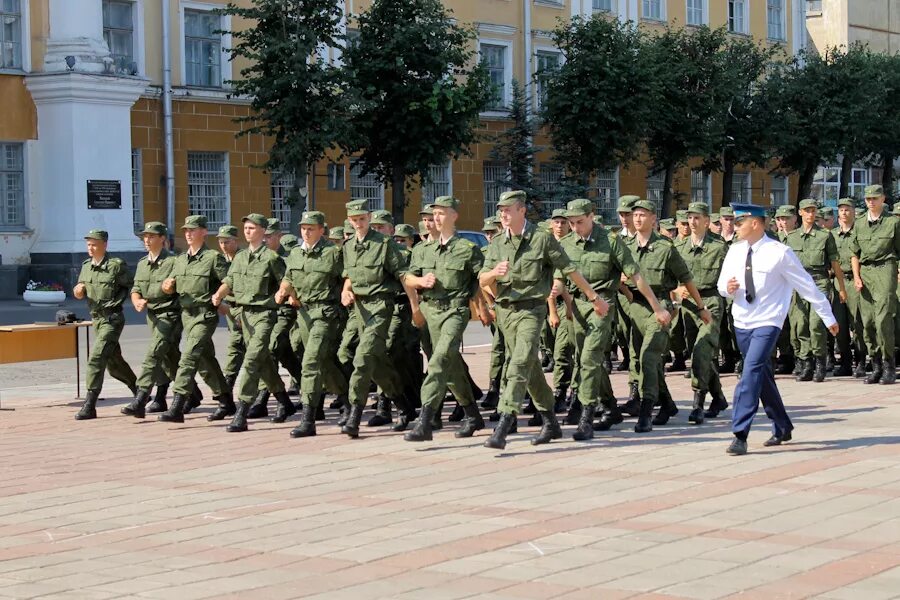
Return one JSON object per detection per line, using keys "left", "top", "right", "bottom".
{"left": 0, "top": 327, "right": 898, "bottom": 599}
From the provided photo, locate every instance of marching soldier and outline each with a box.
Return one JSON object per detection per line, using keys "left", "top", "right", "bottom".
{"left": 478, "top": 190, "right": 607, "bottom": 449}
{"left": 157, "top": 216, "right": 230, "bottom": 423}
{"left": 481, "top": 217, "right": 505, "bottom": 412}
{"left": 785, "top": 199, "right": 847, "bottom": 383}
{"left": 773, "top": 205, "right": 799, "bottom": 375}
{"left": 556, "top": 199, "right": 669, "bottom": 440}
{"left": 211, "top": 213, "right": 293, "bottom": 432}
{"left": 275, "top": 211, "right": 347, "bottom": 437}
{"left": 214, "top": 225, "right": 246, "bottom": 393}
{"left": 72, "top": 229, "right": 138, "bottom": 420}
{"left": 851, "top": 185, "right": 900, "bottom": 385}
{"left": 675, "top": 203, "right": 728, "bottom": 424}
{"left": 402, "top": 196, "right": 486, "bottom": 441}
{"left": 547, "top": 209, "right": 575, "bottom": 417}
{"left": 833, "top": 199, "right": 865, "bottom": 377}
{"left": 622, "top": 200, "right": 712, "bottom": 432}
{"left": 340, "top": 200, "right": 415, "bottom": 437}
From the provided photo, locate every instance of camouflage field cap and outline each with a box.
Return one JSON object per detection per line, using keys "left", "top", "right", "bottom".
{"left": 482, "top": 218, "right": 499, "bottom": 232}
{"left": 658, "top": 218, "right": 676, "bottom": 230}
{"left": 299, "top": 211, "right": 326, "bottom": 226}
{"left": 139, "top": 222, "right": 167, "bottom": 236}
{"left": 564, "top": 198, "right": 594, "bottom": 217}
{"left": 280, "top": 234, "right": 299, "bottom": 250}
{"left": 241, "top": 213, "right": 268, "bottom": 228}
{"left": 687, "top": 202, "right": 709, "bottom": 216}
{"left": 216, "top": 225, "right": 239, "bottom": 239}
{"left": 836, "top": 198, "right": 855, "bottom": 208}
{"left": 328, "top": 226, "right": 344, "bottom": 240}
{"left": 798, "top": 198, "right": 819, "bottom": 210}
{"left": 419, "top": 204, "right": 435, "bottom": 216}
{"left": 631, "top": 199, "right": 656, "bottom": 213}
{"left": 370, "top": 210, "right": 393, "bottom": 226}
{"left": 182, "top": 215, "right": 208, "bottom": 229}
{"left": 550, "top": 208, "right": 568, "bottom": 220}
{"left": 865, "top": 184, "right": 884, "bottom": 198}
{"left": 817, "top": 207, "right": 834, "bottom": 218}
{"left": 432, "top": 196, "right": 460, "bottom": 211}
{"left": 617, "top": 195, "right": 640, "bottom": 213}
{"left": 346, "top": 199, "right": 369, "bottom": 216}
{"left": 265, "top": 218, "right": 281, "bottom": 234}
{"left": 84, "top": 229, "right": 109, "bottom": 241}
{"left": 675, "top": 210, "right": 688, "bottom": 223}
{"left": 497, "top": 190, "right": 526, "bottom": 207}
{"left": 774, "top": 205, "right": 796, "bottom": 218}
{"left": 710, "top": 212, "right": 720, "bottom": 223}
{"left": 719, "top": 207, "right": 735, "bottom": 218}
{"left": 394, "top": 224, "right": 416, "bottom": 239}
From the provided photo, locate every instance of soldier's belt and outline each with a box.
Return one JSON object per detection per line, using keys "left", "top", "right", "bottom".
{"left": 240, "top": 304, "right": 275, "bottom": 312}
{"left": 300, "top": 299, "right": 335, "bottom": 308}
{"left": 356, "top": 293, "right": 394, "bottom": 304}
{"left": 698, "top": 288, "right": 720, "bottom": 297}
{"left": 181, "top": 304, "right": 213, "bottom": 315}
{"left": 147, "top": 307, "right": 180, "bottom": 317}
{"left": 573, "top": 289, "right": 613, "bottom": 302}
{"left": 496, "top": 298, "right": 545, "bottom": 311}
{"left": 422, "top": 297, "right": 470, "bottom": 309}
{"left": 91, "top": 307, "right": 124, "bottom": 319}
{"left": 860, "top": 258, "right": 898, "bottom": 268}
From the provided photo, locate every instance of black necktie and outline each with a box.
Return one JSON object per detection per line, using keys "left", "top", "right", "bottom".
{"left": 745, "top": 248, "right": 755, "bottom": 303}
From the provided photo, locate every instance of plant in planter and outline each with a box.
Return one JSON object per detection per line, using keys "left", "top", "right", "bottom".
{"left": 23, "top": 280, "right": 67, "bottom": 306}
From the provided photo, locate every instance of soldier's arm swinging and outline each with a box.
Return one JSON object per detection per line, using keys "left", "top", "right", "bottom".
{"left": 851, "top": 256, "right": 864, "bottom": 292}
{"left": 631, "top": 272, "right": 671, "bottom": 327}
{"left": 831, "top": 260, "right": 848, "bottom": 303}
{"left": 341, "top": 278, "right": 355, "bottom": 306}
{"left": 211, "top": 282, "right": 231, "bottom": 307}
{"left": 683, "top": 280, "right": 712, "bottom": 324}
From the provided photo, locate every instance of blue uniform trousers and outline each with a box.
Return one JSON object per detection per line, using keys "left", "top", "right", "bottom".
{"left": 731, "top": 326, "right": 794, "bottom": 440}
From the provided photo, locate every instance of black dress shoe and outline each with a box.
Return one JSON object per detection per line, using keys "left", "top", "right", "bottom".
{"left": 763, "top": 430, "right": 793, "bottom": 446}
{"left": 726, "top": 437, "right": 748, "bottom": 455}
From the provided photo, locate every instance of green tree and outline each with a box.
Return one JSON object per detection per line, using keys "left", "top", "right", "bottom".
{"left": 221, "top": 0, "right": 352, "bottom": 231}
{"left": 867, "top": 52, "right": 900, "bottom": 202}
{"left": 701, "top": 37, "right": 781, "bottom": 206}
{"left": 542, "top": 15, "right": 652, "bottom": 183}
{"left": 642, "top": 26, "right": 730, "bottom": 216}
{"left": 342, "top": 0, "right": 491, "bottom": 224}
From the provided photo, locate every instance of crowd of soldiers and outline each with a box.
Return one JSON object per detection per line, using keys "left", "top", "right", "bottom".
{"left": 70, "top": 183, "right": 900, "bottom": 449}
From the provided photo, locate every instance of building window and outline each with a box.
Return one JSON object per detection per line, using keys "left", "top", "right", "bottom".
{"left": 350, "top": 160, "right": 383, "bottom": 211}
{"left": 103, "top": 0, "right": 135, "bottom": 74}
{"left": 131, "top": 149, "right": 143, "bottom": 234}
{"left": 686, "top": 0, "right": 705, "bottom": 26}
{"left": 0, "top": 142, "right": 25, "bottom": 228}
{"left": 646, "top": 170, "right": 665, "bottom": 214}
{"left": 187, "top": 152, "right": 229, "bottom": 230}
{"left": 728, "top": 0, "right": 747, "bottom": 34}
{"left": 0, "top": 0, "right": 22, "bottom": 70}
{"left": 770, "top": 175, "right": 788, "bottom": 205}
{"left": 811, "top": 165, "right": 870, "bottom": 206}
{"left": 480, "top": 43, "right": 508, "bottom": 111}
{"left": 642, "top": 0, "right": 663, "bottom": 20}
{"left": 592, "top": 0, "right": 613, "bottom": 11}
{"left": 691, "top": 169, "right": 711, "bottom": 206}
{"left": 807, "top": 0, "right": 822, "bottom": 12}
{"left": 595, "top": 168, "right": 619, "bottom": 224}
{"left": 538, "top": 163, "right": 565, "bottom": 216}
{"left": 271, "top": 170, "right": 295, "bottom": 226}
{"left": 483, "top": 161, "right": 509, "bottom": 218}
{"left": 422, "top": 161, "right": 452, "bottom": 207}
{"left": 327, "top": 162, "right": 345, "bottom": 191}
{"left": 184, "top": 8, "right": 222, "bottom": 87}
{"left": 535, "top": 50, "right": 561, "bottom": 111}
{"left": 767, "top": 0, "right": 785, "bottom": 40}
{"left": 732, "top": 172, "right": 751, "bottom": 203}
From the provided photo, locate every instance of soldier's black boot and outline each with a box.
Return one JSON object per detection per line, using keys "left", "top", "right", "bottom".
{"left": 652, "top": 394, "right": 678, "bottom": 426}
{"left": 667, "top": 351, "right": 687, "bottom": 372}
{"left": 853, "top": 358, "right": 868, "bottom": 378}
{"left": 225, "top": 401, "right": 249, "bottom": 432}
{"left": 880, "top": 356, "right": 896, "bottom": 385}
{"left": 523, "top": 396, "right": 537, "bottom": 415}
{"left": 865, "top": 356, "right": 883, "bottom": 385}
{"left": 833, "top": 355, "right": 853, "bottom": 377}
{"left": 617, "top": 347, "right": 629, "bottom": 371}
{"left": 481, "top": 379, "right": 500, "bottom": 409}
{"left": 704, "top": 391, "right": 729, "bottom": 419}
{"left": 224, "top": 374, "right": 237, "bottom": 393}
{"left": 594, "top": 402, "right": 623, "bottom": 431}
{"left": 455, "top": 403, "right": 485, "bottom": 438}
{"left": 825, "top": 352, "right": 835, "bottom": 373}
{"left": 146, "top": 385, "right": 168, "bottom": 413}
{"left": 484, "top": 413, "right": 516, "bottom": 450}
{"left": 315, "top": 395, "right": 326, "bottom": 421}
{"left": 688, "top": 391, "right": 705, "bottom": 425}
{"left": 552, "top": 387, "right": 568, "bottom": 414}
{"left": 796, "top": 358, "right": 814, "bottom": 382}
{"left": 431, "top": 401, "right": 444, "bottom": 430}
{"left": 287, "top": 378, "right": 300, "bottom": 396}
{"left": 247, "top": 390, "right": 270, "bottom": 418}
{"left": 572, "top": 404, "right": 596, "bottom": 441}
{"left": 271, "top": 390, "right": 297, "bottom": 423}
{"left": 775, "top": 355, "right": 795, "bottom": 375}
{"left": 813, "top": 356, "right": 827, "bottom": 383}
{"left": 621, "top": 382, "right": 641, "bottom": 417}
{"left": 342, "top": 403, "right": 364, "bottom": 438}
{"left": 75, "top": 390, "right": 99, "bottom": 420}
{"left": 564, "top": 396, "right": 582, "bottom": 425}
{"left": 391, "top": 395, "right": 417, "bottom": 432}
{"left": 448, "top": 399, "right": 465, "bottom": 422}
{"left": 634, "top": 397, "right": 654, "bottom": 433}
{"left": 337, "top": 403, "right": 350, "bottom": 427}
{"left": 184, "top": 386, "right": 202, "bottom": 415}
{"left": 122, "top": 389, "right": 151, "bottom": 419}
{"left": 290, "top": 403, "right": 317, "bottom": 438}
{"left": 404, "top": 405, "right": 436, "bottom": 442}
{"left": 531, "top": 411, "right": 562, "bottom": 445}
{"left": 207, "top": 392, "right": 236, "bottom": 421}
{"left": 367, "top": 395, "right": 392, "bottom": 427}
{"left": 467, "top": 371, "right": 484, "bottom": 402}
{"left": 792, "top": 360, "right": 802, "bottom": 376}
{"left": 158, "top": 393, "right": 187, "bottom": 423}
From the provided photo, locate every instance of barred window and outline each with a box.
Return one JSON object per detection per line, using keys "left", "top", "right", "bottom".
{"left": 646, "top": 170, "right": 665, "bottom": 214}
{"left": 422, "top": 162, "right": 451, "bottom": 207}
{"left": 327, "top": 162, "right": 345, "bottom": 191}
{"left": 187, "top": 152, "right": 229, "bottom": 230}
{"left": 691, "top": 169, "right": 710, "bottom": 206}
{"left": 595, "top": 168, "right": 618, "bottom": 224}
{"left": 482, "top": 161, "right": 509, "bottom": 219}
{"left": 103, "top": 0, "right": 135, "bottom": 74}
{"left": 770, "top": 175, "right": 788, "bottom": 205}
{"left": 480, "top": 43, "right": 507, "bottom": 111}
{"left": 350, "top": 160, "right": 383, "bottom": 211}
{"left": 131, "top": 149, "right": 143, "bottom": 234}
{"left": 0, "top": 0, "right": 22, "bottom": 69}
{"left": 184, "top": 9, "right": 221, "bottom": 87}
{"left": 0, "top": 142, "right": 24, "bottom": 228}
{"left": 271, "top": 170, "right": 295, "bottom": 226}
{"left": 539, "top": 163, "right": 565, "bottom": 216}
{"left": 732, "top": 172, "right": 751, "bottom": 203}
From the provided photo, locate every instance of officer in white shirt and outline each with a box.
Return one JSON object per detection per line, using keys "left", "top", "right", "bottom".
{"left": 717, "top": 204, "right": 839, "bottom": 455}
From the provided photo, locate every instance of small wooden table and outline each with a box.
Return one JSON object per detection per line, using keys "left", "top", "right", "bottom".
{"left": 0, "top": 322, "right": 94, "bottom": 398}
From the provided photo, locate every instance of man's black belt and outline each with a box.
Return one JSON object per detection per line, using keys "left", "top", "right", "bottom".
{"left": 423, "top": 297, "right": 470, "bottom": 309}
{"left": 496, "top": 298, "right": 545, "bottom": 311}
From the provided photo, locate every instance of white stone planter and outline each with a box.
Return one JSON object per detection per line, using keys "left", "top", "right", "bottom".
{"left": 23, "top": 290, "right": 67, "bottom": 307}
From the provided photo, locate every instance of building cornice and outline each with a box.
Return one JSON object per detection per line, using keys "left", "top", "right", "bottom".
{"left": 477, "top": 22, "right": 518, "bottom": 36}
{"left": 25, "top": 72, "right": 148, "bottom": 106}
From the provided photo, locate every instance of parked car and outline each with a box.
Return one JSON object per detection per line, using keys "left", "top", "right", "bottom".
{"left": 457, "top": 230, "right": 488, "bottom": 248}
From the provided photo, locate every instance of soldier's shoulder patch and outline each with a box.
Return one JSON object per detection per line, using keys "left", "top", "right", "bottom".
{"left": 109, "top": 257, "right": 126, "bottom": 268}
{"left": 82, "top": 258, "right": 91, "bottom": 265}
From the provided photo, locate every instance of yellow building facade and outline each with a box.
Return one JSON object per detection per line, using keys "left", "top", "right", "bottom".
{"left": 0, "top": 0, "right": 805, "bottom": 288}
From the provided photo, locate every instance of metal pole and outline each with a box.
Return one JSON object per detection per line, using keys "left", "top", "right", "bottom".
{"left": 162, "top": 0, "right": 176, "bottom": 236}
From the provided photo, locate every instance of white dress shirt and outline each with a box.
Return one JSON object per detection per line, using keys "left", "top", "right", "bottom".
{"left": 717, "top": 234, "right": 836, "bottom": 330}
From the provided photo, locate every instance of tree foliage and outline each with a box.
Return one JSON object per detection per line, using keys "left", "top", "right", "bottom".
{"left": 342, "top": 0, "right": 491, "bottom": 223}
